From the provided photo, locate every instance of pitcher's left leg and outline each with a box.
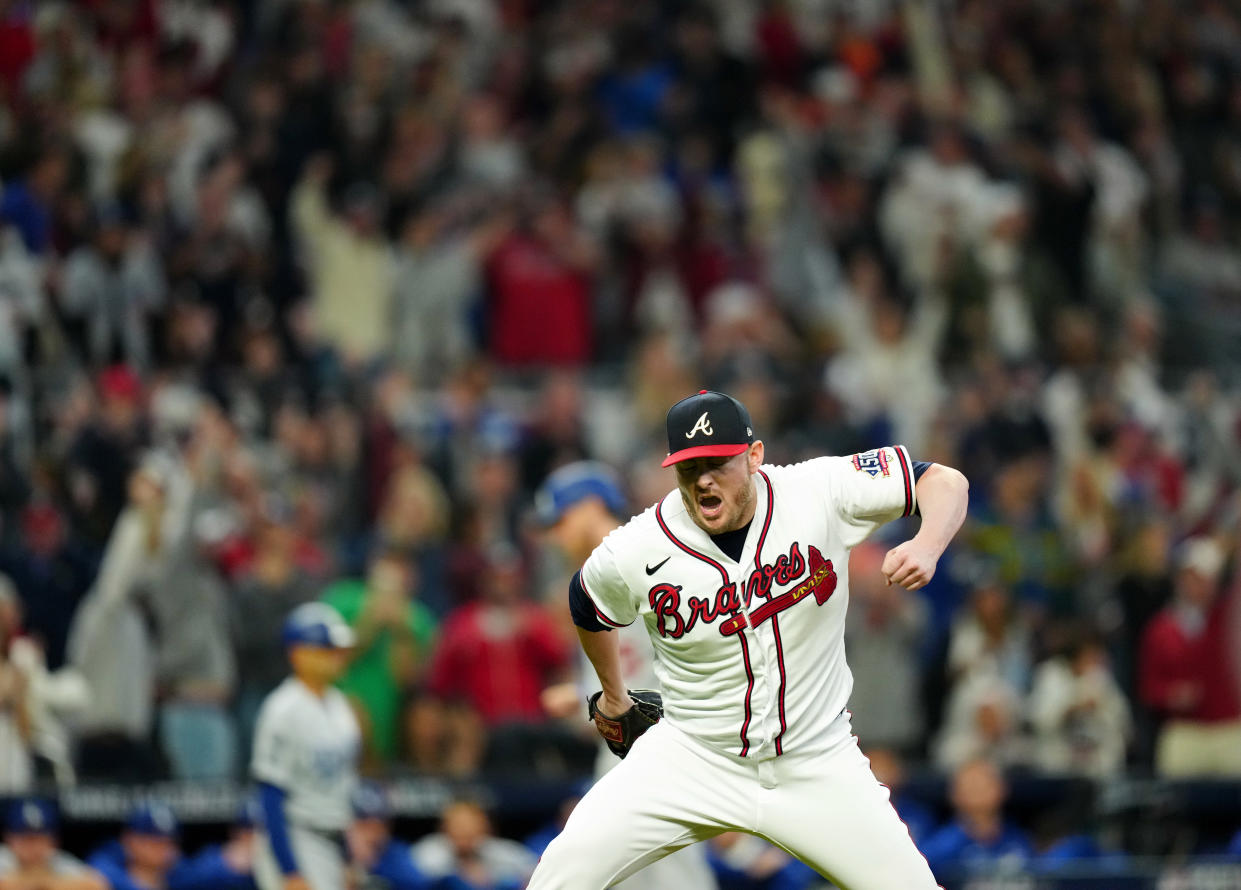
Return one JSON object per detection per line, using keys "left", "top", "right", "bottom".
{"left": 757, "top": 740, "right": 940, "bottom": 890}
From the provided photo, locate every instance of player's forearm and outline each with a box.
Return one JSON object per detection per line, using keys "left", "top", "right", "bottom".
{"left": 911, "top": 464, "right": 969, "bottom": 558}
{"left": 258, "top": 781, "right": 300, "bottom": 875}
{"left": 576, "top": 627, "right": 628, "bottom": 703}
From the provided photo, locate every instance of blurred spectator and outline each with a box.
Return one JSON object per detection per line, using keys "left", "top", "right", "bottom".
{"left": 427, "top": 544, "right": 571, "bottom": 771}
{"left": 429, "top": 539, "right": 576, "bottom": 773}
{"left": 1139, "top": 537, "right": 1241, "bottom": 776}
{"left": 1051, "top": 108, "right": 1149, "bottom": 305}
{"left": 66, "top": 454, "right": 188, "bottom": 782}
{"left": 705, "top": 832, "right": 819, "bottom": 890}
{"left": 518, "top": 373, "right": 592, "bottom": 494}
{"left": 175, "top": 798, "right": 259, "bottom": 890}
{"left": 934, "top": 670, "right": 1028, "bottom": 772}
{"left": 864, "top": 748, "right": 935, "bottom": 846}
{"left": 64, "top": 366, "right": 148, "bottom": 545}
{"left": 229, "top": 495, "right": 319, "bottom": 759}
{"left": 153, "top": 538, "right": 237, "bottom": 782}
{"left": 824, "top": 250, "right": 946, "bottom": 453}
{"left": 1027, "top": 629, "right": 1131, "bottom": 777}
{"left": 945, "top": 579, "right": 1032, "bottom": 697}
{"left": 0, "top": 799, "right": 106, "bottom": 889}
{"left": 0, "top": 503, "right": 95, "bottom": 670}
{"left": 845, "top": 541, "right": 928, "bottom": 755}
{"left": 410, "top": 800, "right": 535, "bottom": 890}
{"left": 59, "top": 203, "right": 165, "bottom": 371}
{"left": 4, "top": 603, "right": 89, "bottom": 788}
{"left": 920, "top": 759, "right": 1033, "bottom": 879}
{"left": 484, "top": 198, "right": 598, "bottom": 367}
{"left": 346, "top": 783, "right": 427, "bottom": 890}
{"left": 322, "top": 547, "right": 437, "bottom": 767}
{"left": 1031, "top": 803, "right": 1130, "bottom": 876}
{"left": 0, "top": 150, "right": 68, "bottom": 256}
{"left": 88, "top": 801, "right": 186, "bottom": 890}
{"left": 0, "top": 577, "right": 33, "bottom": 791}
{"left": 391, "top": 202, "right": 505, "bottom": 386}
{"left": 290, "top": 155, "right": 394, "bottom": 367}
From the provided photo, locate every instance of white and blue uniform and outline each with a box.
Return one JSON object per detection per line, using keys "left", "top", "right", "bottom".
{"left": 253, "top": 604, "right": 360, "bottom": 890}
{"left": 531, "top": 443, "right": 942, "bottom": 889}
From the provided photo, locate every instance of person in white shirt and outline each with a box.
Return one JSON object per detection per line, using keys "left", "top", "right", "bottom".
{"left": 252, "top": 603, "right": 360, "bottom": 890}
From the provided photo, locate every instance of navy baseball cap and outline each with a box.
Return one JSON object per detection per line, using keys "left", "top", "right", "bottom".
{"left": 126, "top": 801, "right": 179, "bottom": 838}
{"left": 661, "top": 391, "right": 755, "bottom": 467}
{"left": 535, "top": 461, "right": 626, "bottom": 525}
{"left": 5, "top": 799, "right": 58, "bottom": 835}
{"left": 282, "top": 602, "right": 355, "bottom": 649}
{"left": 352, "top": 782, "right": 390, "bottom": 820}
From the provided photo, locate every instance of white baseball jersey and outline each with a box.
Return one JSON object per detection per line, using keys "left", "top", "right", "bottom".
{"left": 580, "top": 447, "right": 916, "bottom": 759}
{"left": 251, "top": 677, "right": 360, "bottom": 831}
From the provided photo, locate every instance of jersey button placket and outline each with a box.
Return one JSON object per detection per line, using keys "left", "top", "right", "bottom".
{"left": 735, "top": 575, "right": 777, "bottom": 759}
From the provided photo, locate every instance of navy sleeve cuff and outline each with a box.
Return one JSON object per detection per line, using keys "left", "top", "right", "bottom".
{"left": 569, "top": 570, "right": 610, "bottom": 633}
{"left": 912, "top": 460, "right": 932, "bottom": 481}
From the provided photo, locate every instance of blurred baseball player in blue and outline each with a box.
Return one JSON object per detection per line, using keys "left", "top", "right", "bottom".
{"left": 175, "top": 797, "right": 261, "bottom": 890}
{"left": 88, "top": 800, "right": 185, "bottom": 890}
{"left": 253, "top": 602, "right": 361, "bottom": 890}
{"left": 534, "top": 461, "right": 718, "bottom": 890}
{"left": 0, "top": 798, "right": 107, "bottom": 889}
{"left": 346, "top": 782, "right": 429, "bottom": 889}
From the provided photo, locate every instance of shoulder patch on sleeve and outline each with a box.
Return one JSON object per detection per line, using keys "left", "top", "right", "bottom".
{"left": 851, "top": 448, "right": 891, "bottom": 478}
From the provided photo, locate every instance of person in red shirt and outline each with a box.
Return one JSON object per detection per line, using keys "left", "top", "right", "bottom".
{"left": 485, "top": 199, "right": 597, "bottom": 367}
{"left": 1139, "top": 537, "right": 1241, "bottom": 776}
{"left": 426, "top": 544, "right": 573, "bottom": 772}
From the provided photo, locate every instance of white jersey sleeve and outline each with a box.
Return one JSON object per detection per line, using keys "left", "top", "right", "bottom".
{"left": 811, "top": 446, "right": 917, "bottom": 548}
{"left": 252, "top": 692, "right": 297, "bottom": 788}
{"left": 580, "top": 533, "right": 639, "bottom": 628}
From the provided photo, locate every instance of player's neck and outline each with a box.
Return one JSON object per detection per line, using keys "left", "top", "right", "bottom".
{"left": 128, "top": 864, "right": 165, "bottom": 886}
{"left": 580, "top": 514, "right": 619, "bottom": 561}
{"left": 296, "top": 675, "right": 330, "bottom": 697}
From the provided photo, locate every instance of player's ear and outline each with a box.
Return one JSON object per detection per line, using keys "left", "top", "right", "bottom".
{"left": 748, "top": 441, "right": 764, "bottom": 473}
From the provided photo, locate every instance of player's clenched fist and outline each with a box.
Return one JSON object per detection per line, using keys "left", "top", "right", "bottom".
{"left": 881, "top": 540, "right": 938, "bottom": 590}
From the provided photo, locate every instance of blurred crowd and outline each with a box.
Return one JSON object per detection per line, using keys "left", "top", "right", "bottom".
{"left": 1, "top": 0, "right": 1241, "bottom": 867}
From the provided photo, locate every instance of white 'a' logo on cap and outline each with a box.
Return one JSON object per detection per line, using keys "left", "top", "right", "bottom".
{"left": 685, "top": 412, "right": 714, "bottom": 439}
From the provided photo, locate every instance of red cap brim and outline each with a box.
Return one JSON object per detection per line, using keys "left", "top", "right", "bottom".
{"left": 661, "top": 443, "right": 750, "bottom": 468}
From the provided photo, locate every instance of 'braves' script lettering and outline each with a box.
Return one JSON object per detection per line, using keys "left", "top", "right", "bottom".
{"left": 650, "top": 542, "right": 828, "bottom": 640}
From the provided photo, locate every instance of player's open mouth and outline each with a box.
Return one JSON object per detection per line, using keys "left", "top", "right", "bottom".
{"left": 698, "top": 495, "right": 723, "bottom": 519}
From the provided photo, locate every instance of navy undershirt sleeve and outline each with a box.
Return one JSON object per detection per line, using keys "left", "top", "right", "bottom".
{"left": 258, "top": 781, "right": 299, "bottom": 875}
{"left": 569, "top": 570, "right": 610, "bottom": 633}
{"left": 911, "top": 459, "right": 932, "bottom": 516}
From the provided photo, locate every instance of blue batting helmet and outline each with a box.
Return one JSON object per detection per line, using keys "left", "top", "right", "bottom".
{"left": 535, "top": 461, "right": 626, "bottom": 526}
{"left": 282, "top": 602, "right": 355, "bottom": 649}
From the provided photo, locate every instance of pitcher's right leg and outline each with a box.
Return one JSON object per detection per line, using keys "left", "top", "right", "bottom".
{"left": 528, "top": 722, "right": 739, "bottom": 889}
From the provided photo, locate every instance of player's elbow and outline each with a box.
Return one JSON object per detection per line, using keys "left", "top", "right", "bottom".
{"left": 946, "top": 466, "right": 969, "bottom": 499}
{"left": 921, "top": 464, "right": 969, "bottom": 499}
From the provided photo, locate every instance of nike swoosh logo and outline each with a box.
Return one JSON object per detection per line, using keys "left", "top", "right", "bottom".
{"left": 645, "top": 557, "right": 671, "bottom": 576}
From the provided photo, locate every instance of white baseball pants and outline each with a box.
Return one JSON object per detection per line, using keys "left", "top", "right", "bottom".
{"left": 593, "top": 743, "right": 719, "bottom": 890}
{"left": 528, "top": 720, "right": 940, "bottom": 889}
{"left": 254, "top": 826, "right": 348, "bottom": 890}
